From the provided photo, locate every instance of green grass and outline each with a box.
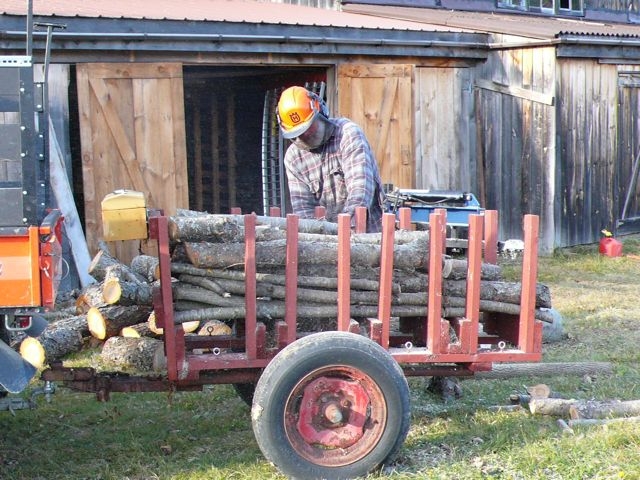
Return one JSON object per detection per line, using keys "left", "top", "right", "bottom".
{"left": 2, "top": 236, "right": 640, "bottom": 479}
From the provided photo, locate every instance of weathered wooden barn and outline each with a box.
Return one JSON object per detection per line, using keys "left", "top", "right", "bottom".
{"left": 340, "top": 0, "right": 640, "bottom": 252}
{"left": 3, "top": 0, "right": 640, "bottom": 283}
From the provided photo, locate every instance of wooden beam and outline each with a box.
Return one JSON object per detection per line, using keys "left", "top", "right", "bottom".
{"left": 475, "top": 78, "right": 554, "bottom": 106}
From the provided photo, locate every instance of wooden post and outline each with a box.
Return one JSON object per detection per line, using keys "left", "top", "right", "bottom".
{"left": 354, "top": 206, "right": 367, "bottom": 233}
{"left": 519, "top": 214, "right": 539, "bottom": 352}
{"left": 398, "top": 207, "right": 413, "bottom": 230}
{"left": 285, "top": 214, "right": 299, "bottom": 344}
{"left": 484, "top": 210, "right": 498, "bottom": 264}
{"left": 465, "top": 214, "right": 483, "bottom": 353}
{"left": 269, "top": 206, "right": 281, "bottom": 217}
{"left": 427, "top": 211, "right": 445, "bottom": 353}
{"left": 244, "top": 214, "right": 257, "bottom": 359}
{"left": 377, "top": 213, "right": 395, "bottom": 348}
{"left": 337, "top": 214, "right": 351, "bottom": 332}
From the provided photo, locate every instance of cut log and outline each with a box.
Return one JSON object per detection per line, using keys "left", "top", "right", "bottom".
{"left": 198, "top": 319, "right": 232, "bottom": 336}
{"left": 130, "top": 254, "right": 160, "bottom": 282}
{"left": 474, "top": 362, "right": 613, "bottom": 379}
{"left": 569, "top": 399, "right": 640, "bottom": 420}
{"left": 16, "top": 313, "right": 91, "bottom": 366}
{"left": 87, "top": 305, "right": 152, "bottom": 340}
{"left": 168, "top": 214, "right": 339, "bottom": 242}
{"left": 102, "top": 277, "right": 153, "bottom": 306}
{"left": 529, "top": 398, "right": 577, "bottom": 416}
{"left": 75, "top": 283, "right": 108, "bottom": 313}
{"left": 183, "top": 238, "right": 433, "bottom": 270}
{"left": 101, "top": 336, "right": 164, "bottom": 372}
{"left": 18, "top": 337, "right": 46, "bottom": 368}
{"left": 172, "top": 283, "right": 244, "bottom": 307}
{"left": 531, "top": 398, "right": 640, "bottom": 420}
{"left": 148, "top": 310, "right": 200, "bottom": 335}
{"left": 171, "top": 263, "right": 389, "bottom": 293}
{"left": 120, "top": 322, "right": 160, "bottom": 339}
{"left": 88, "top": 249, "right": 124, "bottom": 282}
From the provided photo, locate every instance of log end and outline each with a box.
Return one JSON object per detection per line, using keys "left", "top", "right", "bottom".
{"left": 19, "top": 337, "right": 46, "bottom": 369}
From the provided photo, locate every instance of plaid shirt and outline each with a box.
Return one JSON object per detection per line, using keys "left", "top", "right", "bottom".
{"left": 284, "top": 118, "right": 386, "bottom": 232}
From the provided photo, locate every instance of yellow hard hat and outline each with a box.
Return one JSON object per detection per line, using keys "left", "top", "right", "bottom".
{"left": 277, "top": 86, "right": 322, "bottom": 139}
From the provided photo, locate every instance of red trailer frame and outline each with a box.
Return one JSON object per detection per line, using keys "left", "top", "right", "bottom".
{"left": 42, "top": 207, "right": 542, "bottom": 479}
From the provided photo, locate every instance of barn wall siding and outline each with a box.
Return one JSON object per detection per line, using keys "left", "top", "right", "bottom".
{"left": 472, "top": 43, "right": 557, "bottom": 252}
{"left": 557, "top": 60, "right": 619, "bottom": 247}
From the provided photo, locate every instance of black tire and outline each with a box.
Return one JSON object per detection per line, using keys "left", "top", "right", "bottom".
{"left": 251, "top": 331, "right": 410, "bottom": 480}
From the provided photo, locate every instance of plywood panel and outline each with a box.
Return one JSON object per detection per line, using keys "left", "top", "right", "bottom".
{"left": 77, "top": 63, "right": 188, "bottom": 264}
{"left": 337, "top": 64, "right": 414, "bottom": 189}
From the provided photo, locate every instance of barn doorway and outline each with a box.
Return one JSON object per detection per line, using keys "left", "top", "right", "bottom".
{"left": 182, "top": 66, "right": 327, "bottom": 216}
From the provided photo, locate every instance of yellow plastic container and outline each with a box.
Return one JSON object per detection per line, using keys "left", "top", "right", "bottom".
{"left": 101, "top": 190, "right": 148, "bottom": 241}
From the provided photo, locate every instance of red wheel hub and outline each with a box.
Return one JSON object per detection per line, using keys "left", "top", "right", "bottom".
{"left": 296, "top": 376, "right": 370, "bottom": 448}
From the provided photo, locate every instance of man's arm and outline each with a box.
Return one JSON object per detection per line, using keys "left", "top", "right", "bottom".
{"left": 339, "top": 123, "right": 379, "bottom": 219}
{"left": 284, "top": 150, "right": 319, "bottom": 219}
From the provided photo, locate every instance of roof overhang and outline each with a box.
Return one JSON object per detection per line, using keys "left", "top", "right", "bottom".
{"left": 0, "top": 13, "right": 490, "bottom": 63}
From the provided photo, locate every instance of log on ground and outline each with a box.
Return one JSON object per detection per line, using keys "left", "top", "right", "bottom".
{"left": 474, "top": 361, "right": 613, "bottom": 379}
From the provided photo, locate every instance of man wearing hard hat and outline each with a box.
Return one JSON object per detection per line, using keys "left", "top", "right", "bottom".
{"left": 277, "top": 86, "right": 386, "bottom": 233}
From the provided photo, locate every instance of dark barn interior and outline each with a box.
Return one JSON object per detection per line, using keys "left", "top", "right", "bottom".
{"left": 182, "top": 66, "right": 327, "bottom": 216}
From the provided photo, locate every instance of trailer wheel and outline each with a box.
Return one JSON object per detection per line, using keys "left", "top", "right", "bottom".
{"left": 251, "top": 331, "right": 410, "bottom": 480}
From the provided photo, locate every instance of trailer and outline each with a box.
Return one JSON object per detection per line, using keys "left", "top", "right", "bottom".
{"left": 42, "top": 197, "right": 542, "bottom": 480}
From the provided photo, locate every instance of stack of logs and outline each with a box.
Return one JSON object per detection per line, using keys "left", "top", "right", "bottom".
{"left": 16, "top": 211, "right": 554, "bottom": 373}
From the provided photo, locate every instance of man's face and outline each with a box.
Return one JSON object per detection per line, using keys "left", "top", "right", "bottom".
{"left": 292, "top": 118, "right": 326, "bottom": 151}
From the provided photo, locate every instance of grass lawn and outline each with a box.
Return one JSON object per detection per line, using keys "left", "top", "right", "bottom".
{"left": 1, "top": 237, "right": 639, "bottom": 480}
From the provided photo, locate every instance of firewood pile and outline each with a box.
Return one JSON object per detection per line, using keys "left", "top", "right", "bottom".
{"left": 15, "top": 211, "right": 555, "bottom": 374}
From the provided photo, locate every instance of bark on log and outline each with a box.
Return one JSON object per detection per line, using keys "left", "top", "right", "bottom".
{"left": 185, "top": 273, "right": 549, "bottom": 309}
{"left": 171, "top": 263, "right": 390, "bottom": 293}
{"left": 16, "top": 313, "right": 91, "bottom": 367}
{"left": 531, "top": 398, "right": 640, "bottom": 419}
{"left": 184, "top": 238, "right": 433, "bottom": 270}
{"left": 529, "top": 398, "right": 578, "bottom": 416}
{"left": 76, "top": 283, "right": 108, "bottom": 313}
{"left": 88, "top": 249, "right": 121, "bottom": 282}
{"left": 474, "top": 362, "right": 614, "bottom": 379}
{"left": 169, "top": 214, "right": 341, "bottom": 241}
{"left": 99, "top": 260, "right": 152, "bottom": 305}
{"left": 171, "top": 302, "right": 549, "bottom": 324}
{"left": 569, "top": 399, "right": 640, "bottom": 420}
{"left": 147, "top": 311, "right": 200, "bottom": 335}
{"left": 120, "top": 322, "right": 160, "bottom": 339}
{"left": 130, "top": 254, "right": 160, "bottom": 282}
{"left": 87, "top": 305, "right": 152, "bottom": 340}
{"left": 172, "top": 283, "right": 244, "bottom": 307}
{"left": 102, "top": 277, "right": 153, "bottom": 307}
{"left": 101, "top": 336, "right": 163, "bottom": 372}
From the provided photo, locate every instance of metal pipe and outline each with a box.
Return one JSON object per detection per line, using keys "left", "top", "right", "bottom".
{"left": 4, "top": 29, "right": 487, "bottom": 48}
{"left": 26, "top": 0, "right": 32, "bottom": 57}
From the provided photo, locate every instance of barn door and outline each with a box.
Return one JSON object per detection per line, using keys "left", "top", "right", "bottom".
{"left": 617, "top": 73, "right": 640, "bottom": 234}
{"left": 337, "top": 64, "right": 414, "bottom": 189}
{"left": 77, "top": 63, "right": 188, "bottom": 263}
